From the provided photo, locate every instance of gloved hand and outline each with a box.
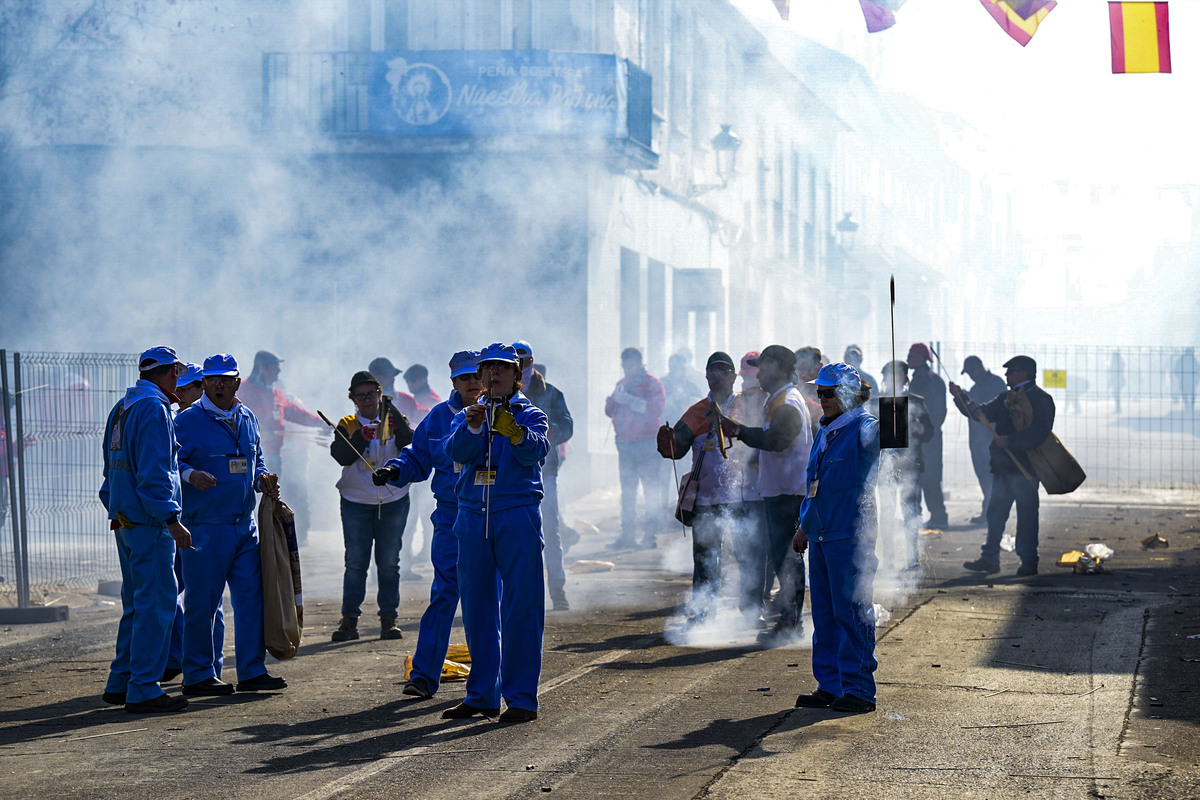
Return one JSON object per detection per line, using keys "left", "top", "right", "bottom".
{"left": 492, "top": 407, "right": 524, "bottom": 445}
{"left": 373, "top": 465, "right": 400, "bottom": 486}
{"left": 720, "top": 418, "right": 741, "bottom": 439}
{"left": 656, "top": 424, "right": 680, "bottom": 459}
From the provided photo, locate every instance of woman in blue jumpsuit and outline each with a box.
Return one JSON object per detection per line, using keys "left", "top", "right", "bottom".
{"left": 442, "top": 342, "right": 550, "bottom": 723}
{"left": 793, "top": 363, "right": 881, "bottom": 714}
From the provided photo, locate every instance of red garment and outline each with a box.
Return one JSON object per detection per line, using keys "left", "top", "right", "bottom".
{"left": 391, "top": 391, "right": 429, "bottom": 424}
{"left": 604, "top": 370, "right": 665, "bottom": 444}
{"left": 238, "top": 377, "right": 323, "bottom": 455}
{"left": 408, "top": 387, "right": 441, "bottom": 425}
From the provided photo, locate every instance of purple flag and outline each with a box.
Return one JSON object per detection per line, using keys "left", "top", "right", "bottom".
{"left": 859, "top": 0, "right": 896, "bottom": 32}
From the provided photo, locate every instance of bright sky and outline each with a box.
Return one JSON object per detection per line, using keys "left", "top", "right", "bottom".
{"left": 755, "top": 0, "right": 1200, "bottom": 183}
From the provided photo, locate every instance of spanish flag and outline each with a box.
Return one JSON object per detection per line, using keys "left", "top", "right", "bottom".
{"left": 1109, "top": 2, "right": 1171, "bottom": 73}
{"left": 978, "top": 0, "right": 1057, "bottom": 47}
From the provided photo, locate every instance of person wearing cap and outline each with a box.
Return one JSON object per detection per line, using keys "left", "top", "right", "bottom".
{"left": 163, "top": 361, "right": 217, "bottom": 685}
{"left": 906, "top": 343, "right": 948, "bottom": 528}
{"left": 174, "top": 354, "right": 287, "bottom": 697}
{"left": 442, "top": 342, "right": 550, "bottom": 723}
{"left": 238, "top": 351, "right": 325, "bottom": 476}
{"left": 605, "top": 347, "right": 668, "bottom": 549}
{"left": 960, "top": 356, "right": 1007, "bottom": 525}
{"left": 99, "top": 346, "right": 193, "bottom": 713}
{"left": 727, "top": 344, "right": 814, "bottom": 646}
{"left": 328, "top": 370, "right": 415, "bottom": 642}
{"left": 516, "top": 341, "right": 575, "bottom": 612}
{"left": 793, "top": 362, "right": 880, "bottom": 714}
{"left": 952, "top": 355, "right": 1055, "bottom": 577}
{"left": 656, "top": 352, "right": 760, "bottom": 627}
{"left": 843, "top": 345, "right": 878, "bottom": 396}
{"left": 373, "top": 350, "right": 483, "bottom": 698}
{"left": 368, "top": 356, "right": 429, "bottom": 423}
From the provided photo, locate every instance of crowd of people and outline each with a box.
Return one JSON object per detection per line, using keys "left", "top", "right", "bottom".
{"left": 98, "top": 337, "right": 1055, "bottom": 719}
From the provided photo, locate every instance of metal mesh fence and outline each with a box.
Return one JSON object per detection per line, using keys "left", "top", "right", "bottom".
{"left": 860, "top": 342, "right": 1200, "bottom": 500}
{"left": 1, "top": 351, "right": 137, "bottom": 600}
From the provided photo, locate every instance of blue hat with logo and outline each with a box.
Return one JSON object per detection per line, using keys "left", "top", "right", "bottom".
{"left": 449, "top": 350, "right": 482, "bottom": 378}
{"left": 138, "top": 345, "right": 182, "bottom": 371}
{"left": 202, "top": 354, "right": 240, "bottom": 377}
{"left": 512, "top": 340, "right": 533, "bottom": 359}
{"left": 812, "top": 362, "right": 862, "bottom": 389}
{"left": 478, "top": 342, "right": 519, "bottom": 366}
{"left": 178, "top": 362, "right": 203, "bottom": 387}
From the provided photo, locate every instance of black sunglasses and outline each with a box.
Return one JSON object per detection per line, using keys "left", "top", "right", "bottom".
{"left": 815, "top": 387, "right": 838, "bottom": 399}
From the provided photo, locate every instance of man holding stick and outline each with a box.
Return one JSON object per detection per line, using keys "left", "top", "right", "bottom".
{"left": 951, "top": 355, "right": 1055, "bottom": 577}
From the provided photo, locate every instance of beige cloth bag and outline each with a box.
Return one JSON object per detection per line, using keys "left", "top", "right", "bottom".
{"left": 258, "top": 476, "right": 303, "bottom": 660}
{"left": 1004, "top": 390, "right": 1086, "bottom": 495}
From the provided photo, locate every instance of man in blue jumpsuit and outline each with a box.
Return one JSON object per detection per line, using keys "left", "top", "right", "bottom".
{"left": 374, "top": 350, "right": 483, "bottom": 699}
{"left": 175, "top": 354, "right": 287, "bottom": 696}
{"left": 100, "top": 345, "right": 192, "bottom": 713}
{"left": 441, "top": 343, "right": 550, "bottom": 723}
{"left": 794, "top": 363, "right": 881, "bottom": 714}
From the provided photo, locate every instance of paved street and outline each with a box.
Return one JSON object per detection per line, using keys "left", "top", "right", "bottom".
{"left": 2, "top": 495, "right": 1199, "bottom": 799}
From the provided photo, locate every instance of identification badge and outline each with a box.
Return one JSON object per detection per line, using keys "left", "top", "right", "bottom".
{"left": 703, "top": 438, "right": 715, "bottom": 452}
{"left": 474, "top": 469, "right": 496, "bottom": 486}
{"left": 229, "top": 457, "right": 248, "bottom": 474}
{"left": 453, "top": 462, "right": 463, "bottom": 474}
{"left": 807, "top": 479, "right": 819, "bottom": 499}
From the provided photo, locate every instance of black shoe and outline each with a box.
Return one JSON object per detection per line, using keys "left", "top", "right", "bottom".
{"left": 441, "top": 702, "right": 500, "bottom": 720}
{"left": 331, "top": 616, "right": 359, "bottom": 642}
{"left": 1016, "top": 562, "right": 1039, "bottom": 577}
{"left": 380, "top": 616, "right": 403, "bottom": 640}
{"left": 237, "top": 673, "right": 287, "bottom": 692}
{"left": 102, "top": 691, "right": 126, "bottom": 705}
{"left": 963, "top": 558, "right": 1000, "bottom": 574}
{"left": 161, "top": 667, "right": 183, "bottom": 683}
{"left": 969, "top": 514, "right": 987, "bottom": 525}
{"left": 925, "top": 517, "right": 949, "bottom": 529}
{"left": 125, "top": 694, "right": 188, "bottom": 713}
{"left": 182, "top": 677, "right": 235, "bottom": 696}
{"left": 562, "top": 526, "right": 581, "bottom": 553}
{"left": 608, "top": 537, "right": 638, "bottom": 550}
{"left": 830, "top": 694, "right": 876, "bottom": 713}
{"left": 794, "top": 689, "right": 837, "bottom": 708}
{"left": 402, "top": 677, "right": 433, "bottom": 699}
{"left": 498, "top": 706, "right": 538, "bottom": 723}
{"left": 637, "top": 537, "right": 657, "bottom": 550}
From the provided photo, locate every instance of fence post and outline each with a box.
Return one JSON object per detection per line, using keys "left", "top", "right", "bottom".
{"left": 0, "top": 353, "right": 68, "bottom": 623}
{"left": 2, "top": 351, "right": 24, "bottom": 597}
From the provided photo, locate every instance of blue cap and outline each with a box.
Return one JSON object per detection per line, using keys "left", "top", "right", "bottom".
{"left": 812, "top": 362, "right": 862, "bottom": 389}
{"left": 178, "top": 362, "right": 203, "bottom": 386}
{"left": 138, "top": 345, "right": 181, "bottom": 371}
{"left": 202, "top": 354, "right": 240, "bottom": 377}
{"left": 478, "top": 342, "right": 519, "bottom": 366}
{"left": 449, "top": 350, "right": 481, "bottom": 378}
{"left": 512, "top": 340, "right": 533, "bottom": 359}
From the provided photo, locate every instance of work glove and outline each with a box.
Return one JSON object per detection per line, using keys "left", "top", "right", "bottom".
{"left": 656, "top": 424, "right": 681, "bottom": 459}
{"left": 373, "top": 465, "right": 400, "bottom": 486}
{"left": 492, "top": 407, "right": 524, "bottom": 445}
{"left": 720, "top": 418, "right": 740, "bottom": 439}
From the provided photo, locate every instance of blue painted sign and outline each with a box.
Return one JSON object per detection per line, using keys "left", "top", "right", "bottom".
{"left": 368, "top": 50, "right": 630, "bottom": 138}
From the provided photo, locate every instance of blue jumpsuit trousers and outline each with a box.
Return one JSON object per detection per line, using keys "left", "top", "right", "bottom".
{"left": 105, "top": 523, "right": 178, "bottom": 703}
{"left": 181, "top": 520, "right": 267, "bottom": 684}
{"left": 808, "top": 537, "right": 878, "bottom": 704}
{"left": 455, "top": 505, "right": 544, "bottom": 712}
{"left": 409, "top": 503, "right": 461, "bottom": 694}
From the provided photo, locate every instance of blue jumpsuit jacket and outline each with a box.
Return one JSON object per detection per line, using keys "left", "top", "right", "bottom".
{"left": 99, "top": 381, "right": 182, "bottom": 703}
{"left": 799, "top": 406, "right": 881, "bottom": 704}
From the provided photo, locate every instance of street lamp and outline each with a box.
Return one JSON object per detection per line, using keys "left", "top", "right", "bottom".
{"left": 836, "top": 212, "right": 859, "bottom": 252}
{"left": 711, "top": 124, "right": 742, "bottom": 185}
{"left": 688, "top": 124, "right": 743, "bottom": 198}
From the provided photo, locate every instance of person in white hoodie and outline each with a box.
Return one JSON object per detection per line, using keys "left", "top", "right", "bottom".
{"left": 329, "top": 370, "right": 414, "bottom": 642}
